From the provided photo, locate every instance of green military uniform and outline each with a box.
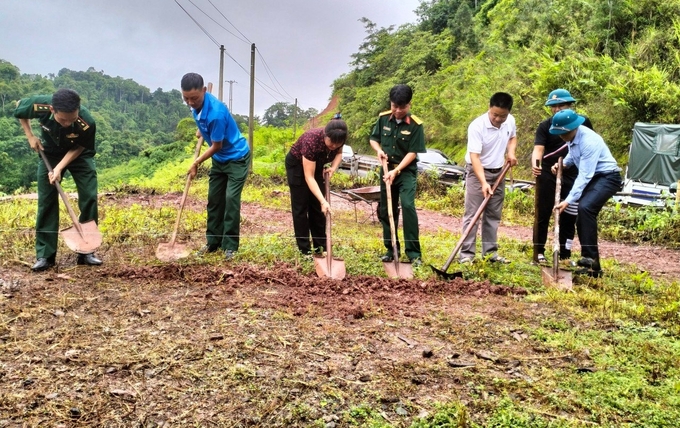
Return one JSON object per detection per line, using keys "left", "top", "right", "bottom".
{"left": 370, "top": 111, "right": 426, "bottom": 260}
{"left": 14, "top": 95, "right": 98, "bottom": 261}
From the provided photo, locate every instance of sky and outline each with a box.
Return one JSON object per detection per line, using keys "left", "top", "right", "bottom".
{"left": 0, "top": 0, "right": 421, "bottom": 117}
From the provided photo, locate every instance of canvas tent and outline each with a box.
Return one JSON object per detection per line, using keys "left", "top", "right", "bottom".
{"left": 618, "top": 123, "right": 680, "bottom": 205}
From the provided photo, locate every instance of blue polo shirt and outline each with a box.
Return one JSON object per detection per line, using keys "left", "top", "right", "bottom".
{"left": 193, "top": 92, "right": 249, "bottom": 163}
{"left": 563, "top": 126, "right": 621, "bottom": 204}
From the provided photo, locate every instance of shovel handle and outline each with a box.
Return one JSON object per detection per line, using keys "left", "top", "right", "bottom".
{"left": 324, "top": 171, "right": 333, "bottom": 272}
{"left": 440, "top": 161, "right": 511, "bottom": 273}
{"left": 553, "top": 158, "right": 563, "bottom": 279}
{"left": 381, "top": 158, "right": 400, "bottom": 273}
{"left": 168, "top": 135, "right": 204, "bottom": 245}
{"left": 38, "top": 150, "right": 86, "bottom": 239}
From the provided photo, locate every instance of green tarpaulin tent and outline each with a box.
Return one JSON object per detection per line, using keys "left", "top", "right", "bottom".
{"left": 628, "top": 123, "right": 680, "bottom": 186}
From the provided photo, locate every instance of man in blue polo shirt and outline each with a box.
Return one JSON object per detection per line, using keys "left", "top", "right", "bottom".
{"left": 180, "top": 72, "right": 251, "bottom": 260}
{"left": 549, "top": 109, "right": 622, "bottom": 277}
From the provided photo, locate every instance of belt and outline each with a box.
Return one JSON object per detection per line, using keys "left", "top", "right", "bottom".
{"left": 466, "top": 163, "right": 503, "bottom": 174}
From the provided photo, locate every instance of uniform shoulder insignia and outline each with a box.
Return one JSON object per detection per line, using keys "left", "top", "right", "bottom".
{"left": 410, "top": 114, "right": 423, "bottom": 125}
{"left": 379, "top": 110, "right": 392, "bottom": 117}
{"left": 33, "top": 104, "right": 51, "bottom": 113}
{"left": 76, "top": 117, "right": 90, "bottom": 131}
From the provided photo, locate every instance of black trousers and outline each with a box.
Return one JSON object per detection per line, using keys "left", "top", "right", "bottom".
{"left": 285, "top": 152, "right": 326, "bottom": 254}
{"left": 577, "top": 171, "right": 622, "bottom": 263}
{"left": 533, "top": 169, "right": 577, "bottom": 260}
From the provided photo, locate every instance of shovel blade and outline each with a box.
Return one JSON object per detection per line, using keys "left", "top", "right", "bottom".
{"left": 541, "top": 266, "right": 573, "bottom": 291}
{"left": 314, "top": 255, "right": 346, "bottom": 280}
{"left": 60, "top": 220, "right": 102, "bottom": 254}
{"left": 383, "top": 261, "right": 414, "bottom": 279}
{"left": 156, "top": 242, "right": 192, "bottom": 262}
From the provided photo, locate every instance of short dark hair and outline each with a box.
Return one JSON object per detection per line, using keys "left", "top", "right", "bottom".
{"left": 324, "top": 118, "right": 348, "bottom": 145}
{"left": 389, "top": 84, "right": 413, "bottom": 106}
{"left": 489, "top": 92, "right": 513, "bottom": 111}
{"left": 51, "top": 89, "right": 80, "bottom": 113}
{"left": 181, "top": 73, "right": 204, "bottom": 91}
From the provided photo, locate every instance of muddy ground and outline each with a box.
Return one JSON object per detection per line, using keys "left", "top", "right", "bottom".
{"left": 1, "top": 192, "right": 678, "bottom": 426}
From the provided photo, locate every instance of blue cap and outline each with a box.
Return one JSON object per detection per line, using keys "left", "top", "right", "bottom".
{"left": 545, "top": 89, "right": 576, "bottom": 106}
{"left": 549, "top": 109, "right": 585, "bottom": 135}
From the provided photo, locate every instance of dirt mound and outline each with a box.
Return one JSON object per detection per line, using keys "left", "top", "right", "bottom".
{"left": 102, "top": 263, "right": 527, "bottom": 319}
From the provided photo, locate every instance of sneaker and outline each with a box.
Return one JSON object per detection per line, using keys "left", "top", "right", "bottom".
{"left": 536, "top": 254, "right": 548, "bottom": 265}
{"left": 459, "top": 256, "right": 473, "bottom": 264}
{"left": 560, "top": 259, "right": 577, "bottom": 269}
{"left": 488, "top": 255, "right": 510, "bottom": 264}
{"left": 380, "top": 254, "right": 394, "bottom": 263}
{"left": 197, "top": 244, "right": 219, "bottom": 255}
{"left": 574, "top": 267, "right": 603, "bottom": 278}
{"left": 224, "top": 249, "right": 236, "bottom": 260}
{"left": 409, "top": 257, "right": 422, "bottom": 267}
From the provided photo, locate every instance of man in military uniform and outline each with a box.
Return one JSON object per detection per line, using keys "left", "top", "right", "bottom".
{"left": 369, "top": 84, "right": 426, "bottom": 265}
{"left": 14, "top": 88, "right": 102, "bottom": 271}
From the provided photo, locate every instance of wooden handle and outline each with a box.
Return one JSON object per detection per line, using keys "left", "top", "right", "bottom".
{"left": 440, "top": 161, "right": 511, "bottom": 272}
{"left": 38, "top": 150, "right": 85, "bottom": 238}
{"left": 381, "top": 158, "right": 400, "bottom": 269}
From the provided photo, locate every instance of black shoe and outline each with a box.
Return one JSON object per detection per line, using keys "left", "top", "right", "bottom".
{"left": 380, "top": 254, "right": 394, "bottom": 262}
{"left": 409, "top": 257, "right": 422, "bottom": 267}
{"left": 77, "top": 253, "right": 102, "bottom": 266}
{"left": 197, "top": 244, "right": 219, "bottom": 255}
{"left": 224, "top": 249, "right": 236, "bottom": 260}
{"left": 577, "top": 257, "right": 597, "bottom": 268}
{"left": 32, "top": 258, "right": 55, "bottom": 272}
{"left": 574, "top": 267, "right": 603, "bottom": 278}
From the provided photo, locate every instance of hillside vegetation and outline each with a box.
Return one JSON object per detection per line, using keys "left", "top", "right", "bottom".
{"left": 333, "top": 0, "right": 680, "bottom": 175}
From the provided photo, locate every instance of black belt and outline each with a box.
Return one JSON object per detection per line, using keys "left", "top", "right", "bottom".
{"left": 466, "top": 163, "right": 503, "bottom": 174}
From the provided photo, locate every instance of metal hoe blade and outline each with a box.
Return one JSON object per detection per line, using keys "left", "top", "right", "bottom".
{"left": 432, "top": 162, "right": 511, "bottom": 280}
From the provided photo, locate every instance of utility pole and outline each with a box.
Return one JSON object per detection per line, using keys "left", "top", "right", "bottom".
{"left": 248, "top": 43, "right": 255, "bottom": 171}
{"left": 226, "top": 80, "right": 236, "bottom": 112}
{"left": 218, "top": 45, "right": 225, "bottom": 102}
{"left": 292, "top": 98, "right": 298, "bottom": 141}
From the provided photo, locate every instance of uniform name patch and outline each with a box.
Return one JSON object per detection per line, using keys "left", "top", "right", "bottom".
{"left": 383, "top": 126, "right": 391, "bottom": 131}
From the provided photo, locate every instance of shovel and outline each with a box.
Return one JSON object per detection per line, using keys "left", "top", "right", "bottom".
{"left": 380, "top": 158, "right": 413, "bottom": 279}
{"left": 541, "top": 157, "right": 573, "bottom": 290}
{"left": 431, "top": 162, "right": 511, "bottom": 280}
{"left": 314, "top": 171, "right": 346, "bottom": 279}
{"left": 38, "top": 150, "right": 102, "bottom": 254}
{"left": 155, "top": 135, "right": 204, "bottom": 262}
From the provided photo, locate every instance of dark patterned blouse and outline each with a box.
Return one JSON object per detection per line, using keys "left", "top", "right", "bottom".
{"left": 289, "top": 128, "right": 340, "bottom": 164}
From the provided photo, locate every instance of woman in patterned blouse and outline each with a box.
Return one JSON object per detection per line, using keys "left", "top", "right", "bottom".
{"left": 285, "top": 118, "right": 347, "bottom": 255}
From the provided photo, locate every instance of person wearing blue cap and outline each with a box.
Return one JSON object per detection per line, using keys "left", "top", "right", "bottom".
{"left": 549, "top": 109, "right": 622, "bottom": 277}
{"left": 531, "top": 89, "right": 593, "bottom": 266}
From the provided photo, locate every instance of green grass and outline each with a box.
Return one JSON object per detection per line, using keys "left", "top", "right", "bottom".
{"left": 2, "top": 172, "right": 679, "bottom": 427}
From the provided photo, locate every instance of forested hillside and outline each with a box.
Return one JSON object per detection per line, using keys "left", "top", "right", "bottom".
{"left": 0, "top": 62, "right": 191, "bottom": 194}
{"left": 3, "top": 0, "right": 680, "bottom": 193}
{"left": 333, "top": 0, "right": 680, "bottom": 172}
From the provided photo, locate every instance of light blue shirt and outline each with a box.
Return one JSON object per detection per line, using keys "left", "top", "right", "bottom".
{"left": 563, "top": 126, "right": 621, "bottom": 204}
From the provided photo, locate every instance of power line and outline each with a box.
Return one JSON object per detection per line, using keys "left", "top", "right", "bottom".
{"left": 175, "top": 0, "right": 296, "bottom": 106}
{"left": 206, "top": 0, "right": 253, "bottom": 44}
{"left": 256, "top": 48, "right": 294, "bottom": 100}
{"left": 185, "top": 0, "right": 250, "bottom": 45}
{"left": 174, "top": 0, "right": 220, "bottom": 47}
